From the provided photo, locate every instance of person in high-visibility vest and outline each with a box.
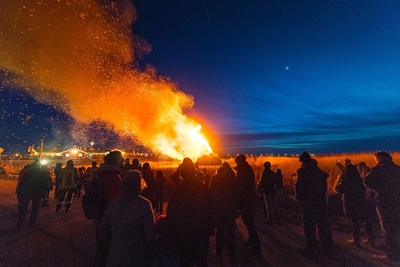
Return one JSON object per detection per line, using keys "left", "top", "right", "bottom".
{"left": 56, "top": 160, "right": 78, "bottom": 212}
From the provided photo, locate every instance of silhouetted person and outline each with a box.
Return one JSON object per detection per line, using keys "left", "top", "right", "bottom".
{"left": 56, "top": 160, "right": 78, "bottom": 212}
{"left": 131, "top": 158, "right": 141, "bottom": 171}
{"left": 84, "top": 161, "right": 100, "bottom": 193}
{"left": 210, "top": 162, "right": 239, "bottom": 263}
{"left": 365, "top": 152, "right": 400, "bottom": 262}
{"left": 167, "top": 158, "right": 213, "bottom": 267}
{"left": 153, "top": 214, "right": 180, "bottom": 267}
{"left": 258, "top": 161, "right": 281, "bottom": 225}
{"left": 170, "top": 167, "right": 181, "bottom": 188}
{"left": 53, "top": 163, "right": 62, "bottom": 198}
{"left": 202, "top": 168, "right": 210, "bottom": 187}
{"left": 334, "top": 159, "right": 366, "bottom": 246}
{"left": 141, "top": 162, "right": 157, "bottom": 209}
{"left": 74, "top": 166, "right": 86, "bottom": 197}
{"left": 155, "top": 170, "right": 166, "bottom": 214}
{"left": 99, "top": 170, "right": 156, "bottom": 267}
{"left": 16, "top": 160, "right": 48, "bottom": 229}
{"left": 195, "top": 162, "right": 205, "bottom": 184}
{"left": 41, "top": 165, "right": 52, "bottom": 207}
{"left": 296, "top": 151, "right": 333, "bottom": 258}
{"left": 275, "top": 168, "right": 284, "bottom": 204}
{"left": 357, "top": 161, "right": 379, "bottom": 246}
{"left": 124, "top": 158, "right": 132, "bottom": 171}
{"left": 235, "top": 154, "right": 261, "bottom": 255}
{"left": 93, "top": 151, "right": 123, "bottom": 267}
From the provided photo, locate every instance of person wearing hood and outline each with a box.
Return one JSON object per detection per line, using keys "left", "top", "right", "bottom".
{"left": 210, "top": 162, "right": 239, "bottom": 263}
{"left": 99, "top": 170, "right": 156, "bottom": 267}
{"left": 167, "top": 157, "right": 213, "bottom": 267}
{"left": 235, "top": 154, "right": 261, "bottom": 255}
{"left": 295, "top": 152, "right": 333, "bottom": 258}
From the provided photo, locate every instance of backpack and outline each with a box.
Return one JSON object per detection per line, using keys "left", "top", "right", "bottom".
{"left": 81, "top": 174, "right": 106, "bottom": 220}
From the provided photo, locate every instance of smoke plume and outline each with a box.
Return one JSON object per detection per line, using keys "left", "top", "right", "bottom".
{"left": 0, "top": 0, "right": 212, "bottom": 160}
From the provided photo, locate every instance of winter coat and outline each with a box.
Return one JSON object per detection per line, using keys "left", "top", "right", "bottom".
{"left": 259, "top": 169, "right": 277, "bottom": 196}
{"left": 167, "top": 176, "right": 213, "bottom": 243}
{"left": 210, "top": 166, "right": 239, "bottom": 222}
{"left": 236, "top": 162, "right": 256, "bottom": 202}
{"left": 335, "top": 164, "right": 366, "bottom": 219}
{"left": 16, "top": 167, "right": 48, "bottom": 197}
{"left": 141, "top": 168, "right": 156, "bottom": 202}
{"left": 100, "top": 195, "right": 156, "bottom": 267}
{"left": 365, "top": 161, "right": 400, "bottom": 212}
{"left": 295, "top": 159, "right": 328, "bottom": 201}
{"left": 59, "top": 166, "right": 78, "bottom": 190}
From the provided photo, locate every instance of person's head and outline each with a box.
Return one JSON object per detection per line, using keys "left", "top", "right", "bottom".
{"left": 276, "top": 168, "right": 282, "bottom": 175}
{"left": 103, "top": 151, "right": 122, "bottom": 166}
{"left": 222, "top": 162, "right": 231, "bottom": 169}
{"left": 374, "top": 151, "right": 393, "bottom": 164}
{"left": 235, "top": 154, "right": 246, "bottom": 165}
{"left": 344, "top": 159, "right": 351, "bottom": 167}
{"left": 66, "top": 160, "right": 74, "bottom": 168}
{"left": 91, "top": 161, "right": 97, "bottom": 167}
{"left": 202, "top": 168, "right": 208, "bottom": 174}
{"left": 142, "top": 162, "right": 150, "bottom": 171}
{"left": 132, "top": 158, "right": 140, "bottom": 168}
{"left": 31, "top": 159, "right": 41, "bottom": 168}
{"left": 263, "top": 161, "right": 271, "bottom": 169}
{"left": 156, "top": 170, "right": 164, "bottom": 178}
{"left": 55, "top": 162, "right": 62, "bottom": 169}
{"left": 121, "top": 170, "right": 142, "bottom": 196}
{"left": 125, "top": 158, "right": 130, "bottom": 164}
{"left": 195, "top": 162, "right": 200, "bottom": 169}
{"left": 179, "top": 158, "right": 195, "bottom": 178}
{"left": 299, "top": 151, "right": 311, "bottom": 163}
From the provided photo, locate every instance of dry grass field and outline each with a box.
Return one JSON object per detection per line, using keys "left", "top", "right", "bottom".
{"left": 2, "top": 151, "right": 399, "bottom": 194}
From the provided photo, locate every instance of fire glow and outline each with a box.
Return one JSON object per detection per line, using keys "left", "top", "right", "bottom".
{"left": 0, "top": 0, "right": 213, "bottom": 160}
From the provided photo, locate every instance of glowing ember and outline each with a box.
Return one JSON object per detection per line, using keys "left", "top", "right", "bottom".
{"left": 0, "top": 0, "right": 213, "bottom": 160}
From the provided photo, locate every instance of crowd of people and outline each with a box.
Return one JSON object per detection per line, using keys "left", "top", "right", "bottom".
{"left": 13, "top": 150, "right": 400, "bottom": 266}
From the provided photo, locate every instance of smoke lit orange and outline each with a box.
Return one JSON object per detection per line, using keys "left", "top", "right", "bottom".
{"left": 0, "top": 0, "right": 213, "bottom": 160}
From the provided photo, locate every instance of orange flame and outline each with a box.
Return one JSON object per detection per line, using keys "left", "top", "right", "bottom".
{"left": 0, "top": 0, "right": 213, "bottom": 160}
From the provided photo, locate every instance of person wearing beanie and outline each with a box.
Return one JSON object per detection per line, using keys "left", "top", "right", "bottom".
{"left": 99, "top": 170, "right": 156, "bottom": 267}
{"left": 235, "top": 154, "right": 261, "bottom": 255}
{"left": 295, "top": 152, "right": 333, "bottom": 258}
{"left": 167, "top": 157, "right": 213, "bottom": 267}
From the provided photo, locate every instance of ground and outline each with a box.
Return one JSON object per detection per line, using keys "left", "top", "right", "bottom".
{"left": 0, "top": 176, "right": 397, "bottom": 267}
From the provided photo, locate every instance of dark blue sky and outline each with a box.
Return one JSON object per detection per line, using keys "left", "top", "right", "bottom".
{"left": 1, "top": 0, "right": 400, "bottom": 156}
{"left": 132, "top": 0, "right": 400, "bottom": 155}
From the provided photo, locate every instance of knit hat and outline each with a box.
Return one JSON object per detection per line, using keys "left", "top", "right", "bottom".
{"left": 179, "top": 158, "right": 195, "bottom": 178}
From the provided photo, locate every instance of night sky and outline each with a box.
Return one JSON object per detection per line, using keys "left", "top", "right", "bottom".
{"left": 1, "top": 0, "right": 400, "bottom": 156}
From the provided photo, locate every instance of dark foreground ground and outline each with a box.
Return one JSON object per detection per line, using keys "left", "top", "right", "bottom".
{"left": 0, "top": 176, "right": 397, "bottom": 267}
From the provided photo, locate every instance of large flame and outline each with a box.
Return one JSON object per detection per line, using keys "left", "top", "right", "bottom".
{"left": 0, "top": 0, "right": 212, "bottom": 160}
